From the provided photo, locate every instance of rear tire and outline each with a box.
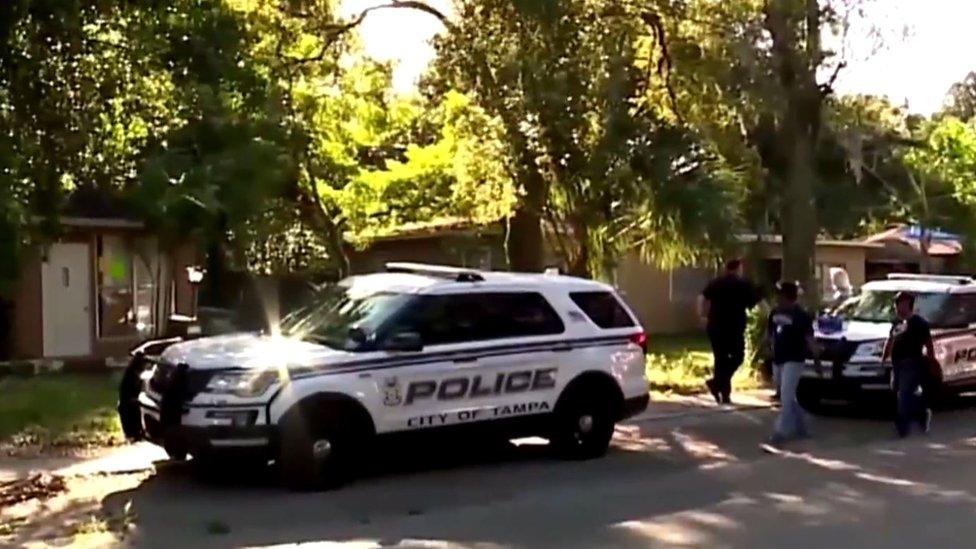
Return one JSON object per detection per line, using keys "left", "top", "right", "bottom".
{"left": 796, "top": 385, "right": 826, "bottom": 414}
{"left": 278, "top": 408, "right": 364, "bottom": 490}
{"left": 550, "top": 388, "right": 616, "bottom": 460}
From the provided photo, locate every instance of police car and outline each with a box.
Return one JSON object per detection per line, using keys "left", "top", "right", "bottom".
{"left": 120, "top": 263, "right": 650, "bottom": 488}
{"left": 798, "top": 273, "right": 976, "bottom": 408}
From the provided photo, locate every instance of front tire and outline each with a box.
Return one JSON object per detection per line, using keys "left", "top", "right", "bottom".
{"left": 278, "top": 410, "right": 363, "bottom": 490}
{"left": 550, "top": 389, "right": 616, "bottom": 460}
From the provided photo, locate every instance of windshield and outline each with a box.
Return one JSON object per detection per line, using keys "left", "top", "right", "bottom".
{"left": 279, "top": 286, "right": 413, "bottom": 350}
{"left": 840, "top": 290, "right": 950, "bottom": 325}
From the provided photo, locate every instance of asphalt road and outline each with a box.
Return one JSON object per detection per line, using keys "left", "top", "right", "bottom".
{"left": 99, "top": 395, "right": 976, "bottom": 549}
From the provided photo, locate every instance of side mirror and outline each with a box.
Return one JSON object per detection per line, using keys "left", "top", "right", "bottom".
{"left": 383, "top": 331, "right": 423, "bottom": 353}
{"left": 348, "top": 327, "right": 368, "bottom": 346}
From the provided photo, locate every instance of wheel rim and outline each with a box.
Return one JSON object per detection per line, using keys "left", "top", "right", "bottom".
{"left": 578, "top": 414, "right": 594, "bottom": 434}
{"left": 312, "top": 439, "right": 332, "bottom": 459}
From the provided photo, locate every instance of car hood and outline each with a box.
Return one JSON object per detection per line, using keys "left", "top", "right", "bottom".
{"left": 160, "top": 333, "right": 347, "bottom": 370}
{"left": 816, "top": 320, "right": 890, "bottom": 343}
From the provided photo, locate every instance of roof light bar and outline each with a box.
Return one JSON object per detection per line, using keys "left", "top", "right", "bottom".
{"left": 385, "top": 262, "right": 485, "bottom": 282}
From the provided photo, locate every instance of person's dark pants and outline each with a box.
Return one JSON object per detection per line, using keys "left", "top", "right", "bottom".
{"left": 708, "top": 326, "right": 745, "bottom": 400}
{"left": 894, "top": 360, "right": 925, "bottom": 437}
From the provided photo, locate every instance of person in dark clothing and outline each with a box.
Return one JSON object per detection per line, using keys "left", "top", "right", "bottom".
{"left": 765, "top": 281, "right": 818, "bottom": 445}
{"left": 699, "top": 259, "right": 761, "bottom": 404}
{"left": 882, "top": 291, "right": 935, "bottom": 438}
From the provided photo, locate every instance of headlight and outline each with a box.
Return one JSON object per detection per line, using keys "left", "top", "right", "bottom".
{"left": 205, "top": 370, "right": 280, "bottom": 398}
{"left": 853, "top": 340, "right": 885, "bottom": 359}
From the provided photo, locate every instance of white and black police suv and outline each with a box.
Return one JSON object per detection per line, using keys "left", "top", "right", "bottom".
{"left": 799, "top": 273, "right": 976, "bottom": 408}
{"left": 119, "top": 263, "right": 649, "bottom": 489}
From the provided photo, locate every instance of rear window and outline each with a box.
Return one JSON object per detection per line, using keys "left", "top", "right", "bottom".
{"left": 570, "top": 291, "right": 635, "bottom": 329}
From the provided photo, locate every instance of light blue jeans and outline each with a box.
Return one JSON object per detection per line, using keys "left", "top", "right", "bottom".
{"left": 773, "top": 361, "right": 808, "bottom": 440}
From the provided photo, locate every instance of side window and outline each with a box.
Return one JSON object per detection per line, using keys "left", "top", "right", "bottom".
{"left": 390, "top": 292, "right": 564, "bottom": 345}
{"left": 940, "top": 295, "right": 976, "bottom": 327}
{"left": 570, "top": 291, "right": 635, "bottom": 329}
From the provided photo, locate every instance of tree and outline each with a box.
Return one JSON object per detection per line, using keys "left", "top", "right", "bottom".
{"left": 902, "top": 117, "right": 976, "bottom": 269}
{"left": 428, "top": 0, "right": 739, "bottom": 276}
{"left": 645, "top": 0, "right": 881, "bottom": 300}
{"left": 943, "top": 71, "right": 976, "bottom": 122}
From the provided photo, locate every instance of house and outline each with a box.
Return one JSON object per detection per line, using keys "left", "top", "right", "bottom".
{"left": 615, "top": 235, "right": 884, "bottom": 334}
{"left": 351, "top": 225, "right": 890, "bottom": 335}
{"left": 4, "top": 195, "right": 197, "bottom": 363}
{"left": 863, "top": 225, "right": 964, "bottom": 277}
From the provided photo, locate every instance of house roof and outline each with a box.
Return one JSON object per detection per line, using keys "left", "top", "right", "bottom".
{"left": 736, "top": 234, "right": 884, "bottom": 249}
{"left": 363, "top": 217, "right": 502, "bottom": 242}
{"left": 864, "top": 226, "right": 963, "bottom": 257}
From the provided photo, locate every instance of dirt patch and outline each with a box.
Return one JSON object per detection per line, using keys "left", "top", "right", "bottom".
{"left": 1, "top": 472, "right": 147, "bottom": 547}
{"left": 0, "top": 473, "right": 67, "bottom": 507}
{"left": 1, "top": 425, "right": 126, "bottom": 459}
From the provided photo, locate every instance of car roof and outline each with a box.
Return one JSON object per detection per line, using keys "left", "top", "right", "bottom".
{"left": 342, "top": 267, "right": 612, "bottom": 296}
{"left": 862, "top": 275, "right": 976, "bottom": 294}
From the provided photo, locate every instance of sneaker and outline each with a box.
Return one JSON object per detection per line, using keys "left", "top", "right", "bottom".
{"left": 705, "top": 379, "right": 722, "bottom": 404}
{"left": 763, "top": 434, "right": 787, "bottom": 450}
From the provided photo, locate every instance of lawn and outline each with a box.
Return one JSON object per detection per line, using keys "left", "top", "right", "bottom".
{"left": 0, "top": 373, "right": 124, "bottom": 452}
{"left": 645, "top": 333, "right": 764, "bottom": 395}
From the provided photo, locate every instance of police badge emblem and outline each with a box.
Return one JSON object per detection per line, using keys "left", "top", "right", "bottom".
{"left": 382, "top": 377, "right": 403, "bottom": 406}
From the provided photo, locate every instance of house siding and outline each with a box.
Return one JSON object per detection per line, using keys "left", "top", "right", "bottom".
{"left": 11, "top": 248, "right": 43, "bottom": 359}
{"left": 349, "top": 234, "right": 507, "bottom": 274}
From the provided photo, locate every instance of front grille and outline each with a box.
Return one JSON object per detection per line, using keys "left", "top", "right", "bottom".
{"left": 148, "top": 361, "right": 212, "bottom": 398}
{"left": 817, "top": 338, "right": 857, "bottom": 364}
{"left": 147, "top": 360, "right": 212, "bottom": 426}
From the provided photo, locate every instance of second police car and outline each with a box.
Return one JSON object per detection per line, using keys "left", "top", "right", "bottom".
{"left": 798, "top": 273, "right": 976, "bottom": 408}
{"left": 120, "top": 263, "right": 650, "bottom": 489}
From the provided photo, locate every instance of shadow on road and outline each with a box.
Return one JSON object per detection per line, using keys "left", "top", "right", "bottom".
{"left": 93, "top": 398, "right": 976, "bottom": 548}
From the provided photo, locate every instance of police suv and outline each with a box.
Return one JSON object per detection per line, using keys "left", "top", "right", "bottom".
{"left": 121, "top": 263, "right": 650, "bottom": 488}
{"left": 798, "top": 273, "right": 976, "bottom": 407}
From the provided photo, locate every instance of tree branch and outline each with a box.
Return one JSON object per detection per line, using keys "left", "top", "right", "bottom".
{"left": 282, "top": 1, "right": 451, "bottom": 66}
{"left": 640, "top": 10, "right": 684, "bottom": 124}
{"left": 820, "top": 61, "right": 846, "bottom": 96}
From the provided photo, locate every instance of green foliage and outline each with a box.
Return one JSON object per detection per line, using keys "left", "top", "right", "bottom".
{"left": 745, "top": 299, "right": 772, "bottom": 372}
{"left": 901, "top": 117, "right": 976, "bottom": 264}
{"left": 337, "top": 90, "right": 515, "bottom": 247}
{"left": 429, "top": 0, "right": 740, "bottom": 276}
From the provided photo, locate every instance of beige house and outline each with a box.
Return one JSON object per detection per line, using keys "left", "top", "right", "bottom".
{"left": 617, "top": 235, "right": 883, "bottom": 334}
{"left": 350, "top": 225, "right": 884, "bottom": 335}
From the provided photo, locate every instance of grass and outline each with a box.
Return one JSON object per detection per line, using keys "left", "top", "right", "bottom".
{"left": 645, "top": 333, "right": 764, "bottom": 395}
{"left": 0, "top": 372, "right": 124, "bottom": 452}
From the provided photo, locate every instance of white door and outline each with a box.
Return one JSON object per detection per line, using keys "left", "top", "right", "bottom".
{"left": 42, "top": 243, "right": 92, "bottom": 357}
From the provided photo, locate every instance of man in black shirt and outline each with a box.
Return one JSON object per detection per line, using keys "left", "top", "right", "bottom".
{"left": 766, "top": 281, "right": 817, "bottom": 444}
{"left": 699, "top": 259, "right": 761, "bottom": 403}
{"left": 882, "top": 291, "right": 935, "bottom": 438}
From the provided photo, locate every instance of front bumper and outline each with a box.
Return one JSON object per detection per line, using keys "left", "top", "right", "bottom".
{"left": 138, "top": 392, "right": 276, "bottom": 457}
{"left": 799, "top": 359, "right": 892, "bottom": 398}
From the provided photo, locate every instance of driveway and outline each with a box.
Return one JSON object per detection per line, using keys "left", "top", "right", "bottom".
{"left": 11, "top": 393, "right": 976, "bottom": 548}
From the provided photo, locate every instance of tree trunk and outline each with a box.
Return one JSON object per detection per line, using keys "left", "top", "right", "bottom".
{"left": 781, "top": 135, "right": 819, "bottom": 304}
{"left": 765, "top": 0, "right": 823, "bottom": 306}
{"left": 506, "top": 177, "right": 545, "bottom": 272}
{"left": 507, "top": 207, "right": 544, "bottom": 272}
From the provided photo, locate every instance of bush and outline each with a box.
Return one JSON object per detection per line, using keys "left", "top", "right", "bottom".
{"left": 745, "top": 300, "right": 772, "bottom": 380}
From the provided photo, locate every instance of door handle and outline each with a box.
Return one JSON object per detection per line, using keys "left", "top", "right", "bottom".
{"left": 454, "top": 357, "right": 478, "bottom": 364}
{"left": 552, "top": 345, "right": 573, "bottom": 353}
